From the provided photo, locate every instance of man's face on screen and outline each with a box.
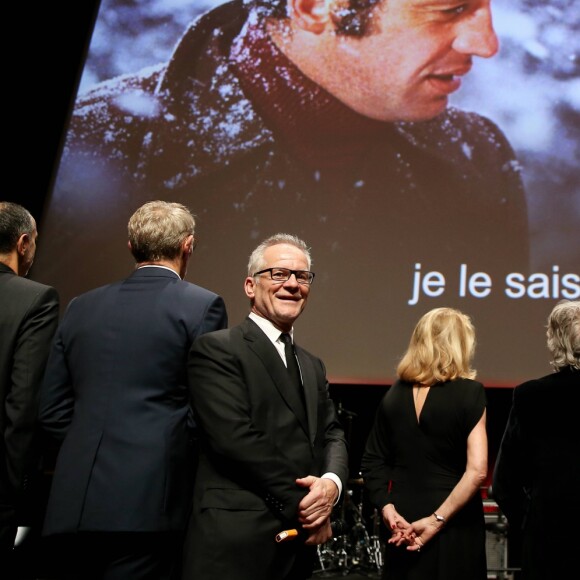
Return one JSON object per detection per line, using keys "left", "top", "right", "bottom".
{"left": 315, "top": 0, "right": 499, "bottom": 121}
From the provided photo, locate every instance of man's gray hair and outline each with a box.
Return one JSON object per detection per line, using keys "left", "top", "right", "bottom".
{"left": 128, "top": 200, "right": 195, "bottom": 263}
{"left": 247, "top": 233, "right": 312, "bottom": 276}
{"left": 0, "top": 201, "right": 35, "bottom": 254}
{"left": 546, "top": 300, "right": 580, "bottom": 371}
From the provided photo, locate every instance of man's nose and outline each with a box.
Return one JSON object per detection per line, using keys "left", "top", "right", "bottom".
{"left": 453, "top": 6, "right": 499, "bottom": 59}
{"left": 283, "top": 273, "right": 300, "bottom": 288}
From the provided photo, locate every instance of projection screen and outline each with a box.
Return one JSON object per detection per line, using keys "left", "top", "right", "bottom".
{"left": 34, "top": 0, "right": 580, "bottom": 386}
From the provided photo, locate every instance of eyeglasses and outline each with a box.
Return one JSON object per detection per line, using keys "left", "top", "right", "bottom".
{"left": 253, "top": 267, "right": 315, "bottom": 285}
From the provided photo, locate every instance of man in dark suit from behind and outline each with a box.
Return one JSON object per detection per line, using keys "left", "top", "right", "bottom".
{"left": 182, "top": 233, "right": 348, "bottom": 580}
{"left": 39, "top": 200, "right": 228, "bottom": 579}
{"left": 492, "top": 299, "right": 580, "bottom": 579}
{"left": 0, "top": 202, "right": 59, "bottom": 574}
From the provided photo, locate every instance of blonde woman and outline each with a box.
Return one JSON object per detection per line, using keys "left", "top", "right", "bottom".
{"left": 362, "top": 307, "right": 487, "bottom": 579}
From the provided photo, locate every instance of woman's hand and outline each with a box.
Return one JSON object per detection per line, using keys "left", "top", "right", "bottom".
{"left": 405, "top": 515, "right": 444, "bottom": 552}
{"left": 382, "top": 504, "right": 414, "bottom": 547}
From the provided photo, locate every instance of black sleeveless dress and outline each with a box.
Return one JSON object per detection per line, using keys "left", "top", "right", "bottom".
{"left": 362, "top": 378, "right": 487, "bottom": 580}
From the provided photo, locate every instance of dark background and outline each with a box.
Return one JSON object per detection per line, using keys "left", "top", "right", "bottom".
{"left": 6, "top": 3, "right": 100, "bottom": 221}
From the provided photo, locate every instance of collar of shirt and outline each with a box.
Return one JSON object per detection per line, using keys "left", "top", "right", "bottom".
{"left": 137, "top": 264, "right": 181, "bottom": 279}
{"left": 248, "top": 312, "right": 293, "bottom": 365}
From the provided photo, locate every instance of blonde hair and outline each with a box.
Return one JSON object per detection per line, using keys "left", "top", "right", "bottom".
{"left": 546, "top": 300, "right": 580, "bottom": 371}
{"left": 128, "top": 201, "right": 195, "bottom": 263}
{"left": 397, "top": 307, "right": 477, "bottom": 385}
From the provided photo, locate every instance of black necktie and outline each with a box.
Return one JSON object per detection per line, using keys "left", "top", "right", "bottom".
{"left": 280, "top": 333, "right": 302, "bottom": 387}
{"left": 280, "top": 334, "right": 307, "bottom": 426}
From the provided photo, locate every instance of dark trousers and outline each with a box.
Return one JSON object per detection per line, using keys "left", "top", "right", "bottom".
{"left": 0, "top": 501, "right": 17, "bottom": 579}
{"left": 41, "top": 531, "right": 183, "bottom": 580}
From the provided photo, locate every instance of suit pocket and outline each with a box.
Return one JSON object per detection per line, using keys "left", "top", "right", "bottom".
{"left": 200, "top": 488, "right": 266, "bottom": 511}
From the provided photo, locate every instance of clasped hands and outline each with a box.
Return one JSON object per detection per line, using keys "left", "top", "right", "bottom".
{"left": 295, "top": 475, "right": 338, "bottom": 546}
{"left": 382, "top": 504, "right": 441, "bottom": 552}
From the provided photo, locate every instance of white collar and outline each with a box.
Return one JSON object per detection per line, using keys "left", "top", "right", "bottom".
{"left": 249, "top": 312, "right": 294, "bottom": 344}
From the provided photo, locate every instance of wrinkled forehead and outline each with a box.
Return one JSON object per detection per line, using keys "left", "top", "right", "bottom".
{"left": 262, "top": 244, "right": 310, "bottom": 268}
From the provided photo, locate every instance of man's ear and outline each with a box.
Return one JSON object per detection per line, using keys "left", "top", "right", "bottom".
{"left": 244, "top": 276, "right": 256, "bottom": 299}
{"left": 16, "top": 234, "right": 30, "bottom": 259}
{"left": 16, "top": 233, "right": 29, "bottom": 257}
{"left": 289, "top": 0, "right": 332, "bottom": 33}
{"left": 183, "top": 234, "right": 194, "bottom": 256}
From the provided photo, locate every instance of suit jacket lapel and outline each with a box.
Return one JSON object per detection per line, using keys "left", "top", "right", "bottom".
{"left": 295, "top": 348, "right": 318, "bottom": 445}
{"left": 242, "top": 318, "right": 309, "bottom": 436}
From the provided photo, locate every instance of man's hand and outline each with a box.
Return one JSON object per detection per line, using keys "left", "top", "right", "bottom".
{"left": 296, "top": 475, "right": 338, "bottom": 529}
{"left": 304, "top": 518, "right": 332, "bottom": 546}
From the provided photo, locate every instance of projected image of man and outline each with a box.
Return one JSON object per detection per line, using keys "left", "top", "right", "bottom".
{"left": 40, "top": 0, "right": 531, "bottom": 384}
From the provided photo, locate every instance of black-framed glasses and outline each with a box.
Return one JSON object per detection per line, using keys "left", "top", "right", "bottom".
{"left": 253, "top": 267, "right": 315, "bottom": 285}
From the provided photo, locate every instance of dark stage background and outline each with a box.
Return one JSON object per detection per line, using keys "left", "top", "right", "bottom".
{"left": 6, "top": 3, "right": 99, "bottom": 220}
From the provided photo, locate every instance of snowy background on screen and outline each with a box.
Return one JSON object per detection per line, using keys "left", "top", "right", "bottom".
{"left": 77, "top": 0, "right": 579, "bottom": 271}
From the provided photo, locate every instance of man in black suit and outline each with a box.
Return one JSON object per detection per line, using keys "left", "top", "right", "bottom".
{"left": 182, "top": 233, "right": 348, "bottom": 580}
{"left": 39, "top": 200, "right": 228, "bottom": 579}
{"left": 0, "top": 202, "right": 59, "bottom": 572}
{"left": 492, "top": 299, "right": 580, "bottom": 579}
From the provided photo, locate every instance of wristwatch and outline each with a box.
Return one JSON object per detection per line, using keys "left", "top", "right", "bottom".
{"left": 433, "top": 512, "right": 446, "bottom": 524}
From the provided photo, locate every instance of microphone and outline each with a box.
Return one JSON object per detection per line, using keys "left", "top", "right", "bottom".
{"left": 275, "top": 519, "right": 348, "bottom": 543}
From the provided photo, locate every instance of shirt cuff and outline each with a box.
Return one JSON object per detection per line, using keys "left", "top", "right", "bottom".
{"left": 321, "top": 472, "right": 343, "bottom": 504}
